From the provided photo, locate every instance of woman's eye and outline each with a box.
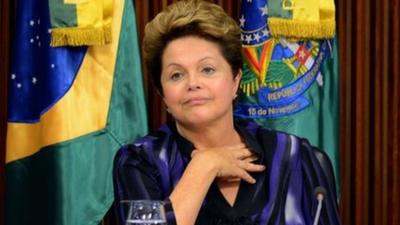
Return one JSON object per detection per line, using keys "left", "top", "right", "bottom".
{"left": 202, "top": 67, "right": 215, "bottom": 75}
{"left": 170, "top": 72, "right": 183, "bottom": 81}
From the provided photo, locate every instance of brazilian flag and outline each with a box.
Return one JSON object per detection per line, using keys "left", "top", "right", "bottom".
{"left": 6, "top": 0, "right": 147, "bottom": 224}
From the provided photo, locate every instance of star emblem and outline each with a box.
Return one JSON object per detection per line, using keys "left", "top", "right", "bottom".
{"left": 254, "top": 33, "right": 261, "bottom": 42}
{"left": 262, "top": 28, "right": 270, "bottom": 37}
{"left": 245, "top": 35, "right": 253, "bottom": 43}
{"left": 239, "top": 15, "right": 246, "bottom": 27}
{"left": 260, "top": 4, "right": 268, "bottom": 16}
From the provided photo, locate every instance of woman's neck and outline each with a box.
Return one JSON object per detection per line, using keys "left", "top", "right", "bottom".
{"left": 175, "top": 117, "right": 241, "bottom": 149}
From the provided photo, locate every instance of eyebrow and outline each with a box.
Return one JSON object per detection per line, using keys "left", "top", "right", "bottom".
{"left": 165, "top": 56, "right": 215, "bottom": 69}
{"left": 198, "top": 56, "right": 214, "bottom": 63}
{"left": 165, "top": 63, "right": 181, "bottom": 69}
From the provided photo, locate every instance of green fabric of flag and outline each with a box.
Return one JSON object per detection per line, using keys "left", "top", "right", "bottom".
{"left": 5, "top": 0, "right": 147, "bottom": 224}
{"left": 236, "top": 0, "right": 340, "bottom": 194}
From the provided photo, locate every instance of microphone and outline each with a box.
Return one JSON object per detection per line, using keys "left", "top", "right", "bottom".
{"left": 312, "top": 186, "right": 327, "bottom": 225}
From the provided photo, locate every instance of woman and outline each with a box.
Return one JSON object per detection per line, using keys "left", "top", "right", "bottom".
{"left": 113, "top": 1, "right": 341, "bottom": 225}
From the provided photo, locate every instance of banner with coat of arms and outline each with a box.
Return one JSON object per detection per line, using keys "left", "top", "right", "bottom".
{"left": 235, "top": 0, "right": 340, "bottom": 193}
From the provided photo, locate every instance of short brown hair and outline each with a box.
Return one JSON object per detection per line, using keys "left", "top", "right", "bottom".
{"left": 142, "top": 0, "right": 242, "bottom": 94}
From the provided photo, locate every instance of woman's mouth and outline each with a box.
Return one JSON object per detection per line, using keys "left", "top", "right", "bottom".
{"left": 183, "top": 97, "right": 210, "bottom": 106}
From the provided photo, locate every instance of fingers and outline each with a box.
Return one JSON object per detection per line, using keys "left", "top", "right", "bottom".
{"left": 233, "top": 148, "right": 253, "bottom": 159}
{"left": 242, "top": 162, "right": 266, "bottom": 172}
{"left": 219, "top": 177, "right": 241, "bottom": 182}
{"left": 219, "top": 166, "right": 263, "bottom": 184}
{"left": 225, "top": 161, "right": 265, "bottom": 184}
{"left": 243, "top": 155, "right": 258, "bottom": 163}
{"left": 192, "top": 144, "right": 265, "bottom": 185}
{"left": 237, "top": 159, "right": 265, "bottom": 172}
{"left": 235, "top": 169, "right": 256, "bottom": 184}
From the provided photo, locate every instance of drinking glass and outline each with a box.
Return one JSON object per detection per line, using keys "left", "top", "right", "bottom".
{"left": 121, "top": 200, "right": 167, "bottom": 225}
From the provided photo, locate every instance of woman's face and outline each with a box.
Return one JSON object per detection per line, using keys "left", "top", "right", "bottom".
{"left": 161, "top": 36, "right": 241, "bottom": 127}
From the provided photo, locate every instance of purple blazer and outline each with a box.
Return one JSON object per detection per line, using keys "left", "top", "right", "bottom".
{"left": 113, "top": 121, "right": 341, "bottom": 225}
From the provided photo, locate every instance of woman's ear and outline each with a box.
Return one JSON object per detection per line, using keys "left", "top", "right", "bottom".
{"left": 233, "top": 69, "right": 242, "bottom": 94}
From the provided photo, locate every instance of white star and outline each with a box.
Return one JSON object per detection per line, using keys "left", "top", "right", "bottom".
{"left": 29, "top": 20, "right": 35, "bottom": 26}
{"left": 247, "top": 0, "right": 252, "bottom": 2}
{"left": 239, "top": 15, "right": 246, "bottom": 27}
{"left": 17, "top": 83, "right": 22, "bottom": 88}
{"left": 36, "top": 35, "right": 39, "bottom": 40}
{"left": 48, "top": 29, "right": 52, "bottom": 33}
{"left": 30, "top": 38, "right": 34, "bottom": 43}
{"left": 38, "top": 41, "right": 41, "bottom": 47}
{"left": 11, "top": 74, "right": 16, "bottom": 80}
{"left": 37, "top": 19, "right": 41, "bottom": 25}
{"left": 260, "top": 4, "right": 268, "bottom": 16}
{"left": 32, "top": 77, "right": 37, "bottom": 84}
{"left": 254, "top": 33, "right": 261, "bottom": 42}
{"left": 262, "top": 28, "right": 270, "bottom": 37}
{"left": 51, "top": 64, "right": 55, "bottom": 69}
{"left": 245, "top": 35, "right": 253, "bottom": 43}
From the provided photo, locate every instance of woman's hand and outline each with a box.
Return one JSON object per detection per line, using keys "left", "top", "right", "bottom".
{"left": 169, "top": 143, "right": 264, "bottom": 225}
{"left": 190, "top": 143, "right": 265, "bottom": 184}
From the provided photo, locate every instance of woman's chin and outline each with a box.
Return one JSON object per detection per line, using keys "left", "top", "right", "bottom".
{"left": 179, "top": 117, "right": 212, "bottom": 126}
{"left": 176, "top": 112, "right": 229, "bottom": 127}
{"left": 173, "top": 113, "right": 210, "bottom": 125}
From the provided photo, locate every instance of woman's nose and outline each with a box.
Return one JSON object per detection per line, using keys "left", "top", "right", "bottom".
{"left": 187, "top": 74, "right": 202, "bottom": 91}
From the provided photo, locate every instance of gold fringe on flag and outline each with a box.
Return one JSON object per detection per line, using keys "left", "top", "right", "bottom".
{"left": 51, "top": 24, "right": 111, "bottom": 46}
{"left": 268, "top": 0, "right": 336, "bottom": 39}
{"left": 268, "top": 19, "right": 335, "bottom": 39}
{"left": 49, "top": 0, "right": 113, "bottom": 47}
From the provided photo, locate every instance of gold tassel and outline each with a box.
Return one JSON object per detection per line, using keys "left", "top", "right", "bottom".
{"left": 50, "top": 24, "right": 112, "bottom": 47}
{"left": 268, "top": 18, "right": 335, "bottom": 39}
